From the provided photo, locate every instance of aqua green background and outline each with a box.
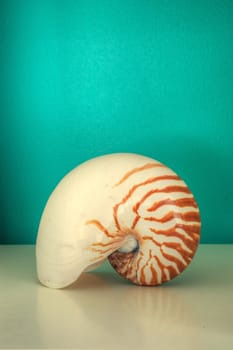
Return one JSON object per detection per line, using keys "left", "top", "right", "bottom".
{"left": 1, "top": 1, "right": 233, "bottom": 244}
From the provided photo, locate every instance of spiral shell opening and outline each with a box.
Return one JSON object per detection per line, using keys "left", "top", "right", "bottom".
{"left": 117, "top": 235, "right": 139, "bottom": 253}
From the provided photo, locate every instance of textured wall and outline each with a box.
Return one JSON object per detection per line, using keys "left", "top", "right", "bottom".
{"left": 1, "top": 0, "right": 233, "bottom": 243}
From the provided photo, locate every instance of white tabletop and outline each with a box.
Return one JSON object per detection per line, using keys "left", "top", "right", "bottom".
{"left": 0, "top": 244, "right": 232, "bottom": 349}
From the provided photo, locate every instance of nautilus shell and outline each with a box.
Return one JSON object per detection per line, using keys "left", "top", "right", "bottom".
{"left": 36, "top": 153, "right": 201, "bottom": 288}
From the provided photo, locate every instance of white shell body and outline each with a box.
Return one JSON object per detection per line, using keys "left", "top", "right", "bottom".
{"left": 36, "top": 153, "right": 200, "bottom": 288}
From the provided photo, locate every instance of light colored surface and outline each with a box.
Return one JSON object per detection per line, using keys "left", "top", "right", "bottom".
{"left": 0, "top": 245, "right": 232, "bottom": 349}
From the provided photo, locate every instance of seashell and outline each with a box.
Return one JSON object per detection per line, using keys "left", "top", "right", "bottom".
{"left": 36, "top": 153, "right": 201, "bottom": 288}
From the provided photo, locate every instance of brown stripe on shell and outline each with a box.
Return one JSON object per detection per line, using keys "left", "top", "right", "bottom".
{"left": 86, "top": 162, "right": 201, "bottom": 286}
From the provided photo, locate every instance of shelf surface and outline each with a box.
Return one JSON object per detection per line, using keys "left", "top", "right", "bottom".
{"left": 0, "top": 244, "right": 233, "bottom": 349}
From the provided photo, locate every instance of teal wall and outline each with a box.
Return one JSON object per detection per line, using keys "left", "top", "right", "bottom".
{"left": 1, "top": 1, "right": 233, "bottom": 244}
